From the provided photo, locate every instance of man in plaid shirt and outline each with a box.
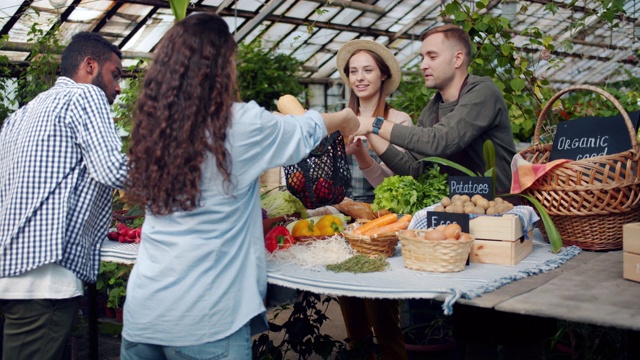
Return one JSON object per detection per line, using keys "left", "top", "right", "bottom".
{"left": 0, "top": 32, "right": 127, "bottom": 360}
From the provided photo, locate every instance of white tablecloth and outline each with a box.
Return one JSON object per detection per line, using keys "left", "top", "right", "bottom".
{"left": 266, "top": 229, "right": 581, "bottom": 314}
{"left": 100, "top": 240, "right": 138, "bottom": 264}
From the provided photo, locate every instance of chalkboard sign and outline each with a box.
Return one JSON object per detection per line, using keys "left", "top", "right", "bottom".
{"left": 449, "top": 176, "right": 494, "bottom": 200}
{"left": 549, "top": 111, "right": 640, "bottom": 161}
{"left": 425, "top": 211, "right": 470, "bottom": 232}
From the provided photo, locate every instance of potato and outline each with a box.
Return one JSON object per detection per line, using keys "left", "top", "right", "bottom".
{"left": 440, "top": 197, "right": 451, "bottom": 207}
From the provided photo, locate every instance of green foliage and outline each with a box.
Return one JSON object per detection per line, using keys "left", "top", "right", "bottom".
{"left": 0, "top": 22, "right": 63, "bottom": 127}
{"left": 439, "top": 0, "right": 640, "bottom": 143}
{"left": 237, "top": 40, "right": 305, "bottom": 111}
{"left": 389, "top": 64, "right": 435, "bottom": 122}
{"left": 113, "top": 59, "right": 147, "bottom": 153}
{"left": 96, "top": 262, "right": 132, "bottom": 309}
{"left": 0, "top": 44, "right": 14, "bottom": 127}
{"left": 169, "top": 0, "right": 190, "bottom": 21}
{"left": 252, "top": 292, "right": 350, "bottom": 360}
{"left": 19, "top": 23, "right": 63, "bottom": 105}
{"left": 372, "top": 165, "right": 449, "bottom": 214}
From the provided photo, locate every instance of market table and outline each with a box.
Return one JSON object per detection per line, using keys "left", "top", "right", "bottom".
{"left": 266, "top": 230, "right": 640, "bottom": 332}
{"left": 86, "top": 242, "right": 139, "bottom": 360}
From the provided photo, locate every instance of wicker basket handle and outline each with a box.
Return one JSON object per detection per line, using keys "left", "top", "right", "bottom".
{"left": 533, "top": 84, "right": 638, "bottom": 152}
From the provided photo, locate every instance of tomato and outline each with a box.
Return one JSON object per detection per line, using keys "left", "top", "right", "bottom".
{"left": 313, "top": 178, "right": 334, "bottom": 204}
{"left": 287, "top": 171, "right": 306, "bottom": 194}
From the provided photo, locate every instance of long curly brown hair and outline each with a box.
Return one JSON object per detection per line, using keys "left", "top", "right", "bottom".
{"left": 124, "top": 12, "right": 238, "bottom": 215}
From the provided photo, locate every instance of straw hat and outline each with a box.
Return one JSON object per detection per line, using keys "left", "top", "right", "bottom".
{"left": 336, "top": 39, "right": 401, "bottom": 95}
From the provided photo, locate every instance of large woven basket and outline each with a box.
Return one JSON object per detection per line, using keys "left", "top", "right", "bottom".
{"left": 342, "top": 223, "right": 399, "bottom": 258}
{"left": 518, "top": 85, "right": 640, "bottom": 251}
{"left": 397, "top": 230, "right": 474, "bottom": 273}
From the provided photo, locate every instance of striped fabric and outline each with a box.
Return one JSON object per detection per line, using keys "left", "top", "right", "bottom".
{"left": 0, "top": 77, "right": 127, "bottom": 282}
{"left": 510, "top": 153, "right": 571, "bottom": 194}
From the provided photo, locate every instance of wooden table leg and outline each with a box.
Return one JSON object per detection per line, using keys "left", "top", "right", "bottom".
{"left": 87, "top": 283, "right": 99, "bottom": 360}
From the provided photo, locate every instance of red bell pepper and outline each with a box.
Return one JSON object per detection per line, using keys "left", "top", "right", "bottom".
{"left": 264, "top": 225, "right": 295, "bottom": 253}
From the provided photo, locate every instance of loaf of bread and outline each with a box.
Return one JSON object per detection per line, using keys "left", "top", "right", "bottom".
{"left": 277, "top": 94, "right": 305, "bottom": 115}
{"left": 333, "top": 199, "right": 376, "bottom": 220}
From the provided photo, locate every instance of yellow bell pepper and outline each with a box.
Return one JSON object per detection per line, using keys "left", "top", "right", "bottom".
{"left": 315, "top": 215, "right": 344, "bottom": 236}
{"left": 291, "top": 219, "right": 321, "bottom": 237}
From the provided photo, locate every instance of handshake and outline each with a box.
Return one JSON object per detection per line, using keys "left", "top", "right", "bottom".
{"left": 277, "top": 94, "right": 367, "bottom": 142}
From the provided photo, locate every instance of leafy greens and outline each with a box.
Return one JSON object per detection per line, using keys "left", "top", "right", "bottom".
{"left": 372, "top": 165, "right": 448, "bottom": 214}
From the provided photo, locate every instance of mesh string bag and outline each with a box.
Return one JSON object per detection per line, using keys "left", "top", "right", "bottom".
{"left": 283, "top": 131, "right": 351, "bottom": 209}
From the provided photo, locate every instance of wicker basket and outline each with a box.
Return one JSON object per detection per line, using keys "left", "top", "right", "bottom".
{"left": 112, "top": 209, "right": 143, "bottom": 226}
{"left": 397, "top": 230, "right": 474, "bottom": 272}
{"left": 342, "top": 223, "right": 399, "bottom": 257}
{"left": 519, "top": 84, "right": 640, "bottom": 251}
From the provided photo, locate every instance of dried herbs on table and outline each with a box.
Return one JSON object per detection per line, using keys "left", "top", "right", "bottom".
{"left": 326, "top": 254, "right": 389, "bottom": 273}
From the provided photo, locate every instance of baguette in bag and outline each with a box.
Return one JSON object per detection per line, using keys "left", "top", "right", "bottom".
{"left": 277, "top": 94, "right": 306, "bottom": 115}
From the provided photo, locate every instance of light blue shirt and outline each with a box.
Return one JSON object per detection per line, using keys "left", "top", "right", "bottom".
{"left": 122, "top": 101, "right": 327, "bottom": 346}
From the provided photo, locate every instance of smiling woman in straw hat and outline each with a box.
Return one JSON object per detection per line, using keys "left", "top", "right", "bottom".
{"left": 336, "top": 39, "right": 410, "bottom": 360}
{"left": 337, "top": 39, "right": 412, "bottom": 202}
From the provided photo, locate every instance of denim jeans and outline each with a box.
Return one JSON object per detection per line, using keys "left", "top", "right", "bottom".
{"left": 120, "top": 322, "right": 251, "bottom": 360}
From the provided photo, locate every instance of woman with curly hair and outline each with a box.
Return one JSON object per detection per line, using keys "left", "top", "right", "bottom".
{"left": 119, "top": 12, "right": 358, "bottom": 360}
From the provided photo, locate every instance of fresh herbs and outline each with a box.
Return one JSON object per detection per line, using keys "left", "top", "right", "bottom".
{"left": 326, "top": 254, "right": 389, "bottom": 273}
{"left": 371, "top": 165, "right": 448, "bottom": 214}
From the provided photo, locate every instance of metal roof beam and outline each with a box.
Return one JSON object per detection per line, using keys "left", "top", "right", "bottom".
{"left": 304, "top": 0, "right": 385, "bottom": 15}
{"left": 232, "top": 0, "right": 285, "bottom": 42}
{"left": 1, "top": 1, "right": 34, "bottom": 37}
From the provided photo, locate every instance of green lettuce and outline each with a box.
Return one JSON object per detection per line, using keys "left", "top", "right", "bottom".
{"left": 261, "top": 190, "right": 308, "bottom": 218}
{"left": 372, "top": 165, "right": 448, "bottom": 214}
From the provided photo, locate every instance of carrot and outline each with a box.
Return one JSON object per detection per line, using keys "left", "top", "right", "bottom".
{"left": 352, "top": 213, "right": 398, "bottom": 235}
{"left": 362, "top": 214, "right": 412, "bottom": 236}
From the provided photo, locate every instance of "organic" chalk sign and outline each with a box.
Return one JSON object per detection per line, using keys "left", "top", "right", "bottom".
{"left": 549, "top": 111, "right": 639, "bottom": 161}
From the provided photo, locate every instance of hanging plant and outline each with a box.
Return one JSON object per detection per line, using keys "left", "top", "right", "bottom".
{"left": 236, "top": 40, "right": 305, "bottom": 111}
{"left": 169, "top": 0, "right": 190, "bottom": 21}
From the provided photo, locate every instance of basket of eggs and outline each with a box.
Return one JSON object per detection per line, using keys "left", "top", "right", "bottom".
{"left": 397, "top": 224, "right": 474, "bottom": 273}
{"left": 342, "top": 213, "right": 412, "bottom": 258}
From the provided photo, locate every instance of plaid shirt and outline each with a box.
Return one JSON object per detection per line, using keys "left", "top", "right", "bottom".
{"left": 0, "top": 77, "right": 127, "bottom": 282}
{"left": 345, "top": 142, "right": 382, "bottom": 203}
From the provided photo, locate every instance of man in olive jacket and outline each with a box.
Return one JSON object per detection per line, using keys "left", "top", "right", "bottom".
{"left": 357, "top": 24, "right": 516, "bottom": 194}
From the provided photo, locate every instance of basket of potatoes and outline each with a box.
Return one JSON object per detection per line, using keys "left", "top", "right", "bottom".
{"left": 397, "top": 224, "right": 474, "bottom": 273}
{"left": 433, "top": 194, "right": 514, "bottom": 215}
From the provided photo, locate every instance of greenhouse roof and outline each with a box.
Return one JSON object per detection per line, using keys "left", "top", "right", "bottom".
{"left": 1, "top": 0, "right": 639, "bottom": 89}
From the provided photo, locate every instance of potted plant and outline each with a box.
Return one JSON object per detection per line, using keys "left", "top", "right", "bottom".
{"left": 96, "top": 262, "right": 132, "bottom": 321}
{"left": 400, "top": 299, "right": 455, "bottom": 359}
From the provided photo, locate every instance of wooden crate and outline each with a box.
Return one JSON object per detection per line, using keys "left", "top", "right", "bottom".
{"left": 624, "top": 252, "right": 640, "bottom": 283}
{"left": 469, "top": 235, "right": 533, "bottom": 266}
{"left": 468, "top": 214, "right": 532, "bottom": 266}
{"left": 469, "top": 214, "right": 523, "bottom": 241}
{"left": 623, "top": 223, "right": 640, "bottom": 282}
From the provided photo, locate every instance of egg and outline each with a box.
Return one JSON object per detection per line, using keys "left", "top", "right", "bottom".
{"left": 443, "top": 223, "right": 461, "bottom": 240}
{"left": 459, "top": 232, "right": 474, "bottom": 241}
{"left": 435, "top": 224, "right": 447, "bottom": 232}
{"left": 424, "top": 229, "right": 447, "bottom": 241}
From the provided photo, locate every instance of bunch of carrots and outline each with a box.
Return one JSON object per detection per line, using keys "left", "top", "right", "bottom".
{"left": 352, "top": 213, "right": 412, "bottom": 237}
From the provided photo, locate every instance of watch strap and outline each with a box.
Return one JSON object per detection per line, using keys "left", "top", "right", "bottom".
{"left": 372, "top": 116, "right": 384, "bottom": 135}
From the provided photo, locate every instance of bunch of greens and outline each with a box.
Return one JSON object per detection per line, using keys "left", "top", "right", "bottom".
{"left": 261, "top": 189, "right": 308, "bottom": 218}
{"left": 372, "top": 165, "right": 448, "bottom": 215}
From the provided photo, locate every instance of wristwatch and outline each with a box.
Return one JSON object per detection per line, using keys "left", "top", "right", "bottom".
{"left": 372, "top": 116, "right": 384, "bottom": 135}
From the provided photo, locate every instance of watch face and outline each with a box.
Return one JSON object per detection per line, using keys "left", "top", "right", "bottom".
{"left": 373, "top": 117, "right": 384, "bottom": 127}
